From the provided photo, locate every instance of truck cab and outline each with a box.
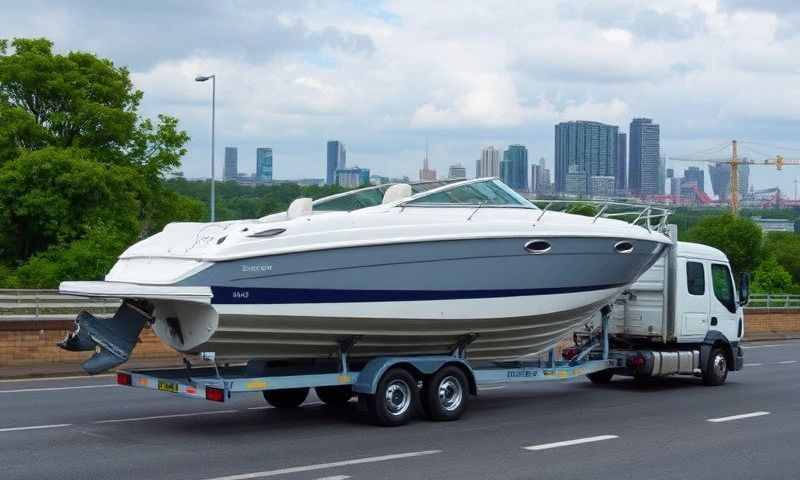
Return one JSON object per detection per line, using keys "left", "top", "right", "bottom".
{"left": 605, "top": 227, "right": 747, "bottom": 385}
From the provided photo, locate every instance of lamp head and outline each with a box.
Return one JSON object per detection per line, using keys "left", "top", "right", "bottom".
{"left": 195, "top": 74, "right": 213, "bottom": 82}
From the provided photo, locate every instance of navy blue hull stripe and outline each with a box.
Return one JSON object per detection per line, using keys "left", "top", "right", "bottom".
{"left": 210, "top": 284, "right": 627, "bottom": 304}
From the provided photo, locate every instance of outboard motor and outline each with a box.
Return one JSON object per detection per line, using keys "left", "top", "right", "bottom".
{"left": 58, "top": 302, "right": 151, "bottom": 374}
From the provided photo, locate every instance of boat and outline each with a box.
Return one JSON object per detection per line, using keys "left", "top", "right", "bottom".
{"left": 58, "top": 178, "right": 672, "bottom": 374}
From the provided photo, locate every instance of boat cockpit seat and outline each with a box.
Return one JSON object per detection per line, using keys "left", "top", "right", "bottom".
{"left": 287, "top": 197, "right": 313, "bottom": 219}
{"left": 382, "top": 184, "right": 413, "bottom": 204}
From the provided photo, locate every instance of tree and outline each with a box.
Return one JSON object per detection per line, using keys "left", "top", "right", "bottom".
{"left": 752, "top": 256, "right": 794, "bottom": 294}
{"left": 763, "top": 231, "right": 800, "bottom": 284}
{"left": 685, "top": 214, "right": 762, "bottom": 276}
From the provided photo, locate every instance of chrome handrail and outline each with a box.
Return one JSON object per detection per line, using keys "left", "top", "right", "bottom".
{"left": 529, "top": 200, "right": 671, "bottom": 233}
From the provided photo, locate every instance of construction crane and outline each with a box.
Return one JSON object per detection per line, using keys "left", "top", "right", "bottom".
{"left": 670, "top": 140, "right": 800, "bottom": 214}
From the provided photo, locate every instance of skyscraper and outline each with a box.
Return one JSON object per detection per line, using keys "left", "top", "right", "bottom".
{"left": 554, "top": 121, "right": 618, "bottom": 194}
{"left": 502, "top": 145, "right": 529, "bottom": 191}
{"left": 479, "top": 146, "right": 501, "bottom": 178}
{"left": 335, "top": 167, "right": 370, "bottom": 188}
{"left": 256, "top": 147, "right": 273, "bottom": 182}
{"left": 419, "top": 142, "right": 437, "bottom": 181}
{"left": 326, "top": 140, "right": 346, "bottom": 185}
{"left": 224, "top": 147, "right": 238, "bottom": 180}
{"left": 616, "top": 132, "right": 627, "bottom": 192}
{"left": 629, "top": 118, "right": 660, "bottom": 196}
{"left": 710, "top": 161, "right": 750, "bottom": 202}
{"left": 684, "top": 166, "right": 705, "bottom": 193}
{"left": 448, "top": 164, "right": 467, "bottom": 180}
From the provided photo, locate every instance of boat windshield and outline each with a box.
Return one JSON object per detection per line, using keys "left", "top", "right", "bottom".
{"left": 313, "top": 180, "right": 461, "bottom": 212}
{"left": 402, "top": 178, "right": 537, "bottom": 208}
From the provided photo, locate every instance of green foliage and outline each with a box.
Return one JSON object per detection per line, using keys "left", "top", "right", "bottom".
{"left": 0, "top": 37, "right": 198, "bottom": 287}
{"left": 763, "top": 232, "right": 800, "bottom": 285}
{"left": 752, "top": 256, "right": 794, "bottom": 294}
{"left": 685, "top": 213, "right": 762, "bottom": 276}
{"left": 565, "top": 202, "right": 597, "bottom": 217}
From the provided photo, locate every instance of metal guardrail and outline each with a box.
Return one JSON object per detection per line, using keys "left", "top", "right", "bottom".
{"left": 746, "top": 294, "right": 800, "bottom": 310}
{"left": 0, "top": 289, "right": 120, "bottom": 322}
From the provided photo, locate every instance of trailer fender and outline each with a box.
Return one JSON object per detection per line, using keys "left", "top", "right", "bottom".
{"left": 353, "top": 356, "right": 475, "bottom": 395}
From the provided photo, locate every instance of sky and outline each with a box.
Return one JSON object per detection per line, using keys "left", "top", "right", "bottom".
{"left": 3, "top": 0, "right": 800, "bottom": 195}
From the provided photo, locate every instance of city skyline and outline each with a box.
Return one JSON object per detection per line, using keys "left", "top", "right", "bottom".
{"left": 7, "top": 2, "right": 798, "bottom": 193}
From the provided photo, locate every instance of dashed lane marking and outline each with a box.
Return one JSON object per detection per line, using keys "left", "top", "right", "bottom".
{"left": 198, "top": 450, "right": 442, "bottom": 480}
{"left": 777, "top": 360, "right": 797, "bottom": 365}
{"left": 0, "top": 384, "right": 117, "bottom": 393}
{"left": 743, "top": 363, "right": 763, "bottom": 367}
{"left": 0, "top": 374, "right": 113, "bottom": 383}
{"left": 0, "top": 423, "right": 72, "bottom": 433}
{"left": 93, "top": 409, "right": 238, "bottom": 424}
{"left": 707, "top": 411, "right": 771, "bottom": 423}
{"left": 524, "top": 435, "right": 618, "bottom": 451}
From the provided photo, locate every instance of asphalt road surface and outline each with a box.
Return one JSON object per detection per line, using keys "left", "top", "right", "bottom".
{"left": 1, "top": 341, "right": 799, "bottom": 480}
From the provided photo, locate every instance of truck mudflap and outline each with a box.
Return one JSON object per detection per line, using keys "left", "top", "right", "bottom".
{"left": 57, "top": 302, "right": 150, "bottom": 375}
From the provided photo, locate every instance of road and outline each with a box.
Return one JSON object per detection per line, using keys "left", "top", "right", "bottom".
{"left": 1, "top": 341, "right": 799, "bottom": 480}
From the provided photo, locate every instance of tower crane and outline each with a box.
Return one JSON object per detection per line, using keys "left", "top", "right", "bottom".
{"left": 669, "top": 140, "right": 800, "bottom": 214}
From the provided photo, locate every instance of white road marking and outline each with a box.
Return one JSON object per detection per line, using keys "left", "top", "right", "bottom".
{"left": 248, "top": 401, "right": 325, "bottom": 411}
{"left": 0, "top": 423, "right": 72, "bottom": 433}
{"left": 777, "top": 360, "right": 798, "bottom": 365}
{"left": 479, "top": 385, "right": 506, "bottom": 391}
{"left": 743, "top": 363, "right": 763, "bottom": 367}
{"left": 0, "top": 384, "right": 117, "bottom": 394}
{"left": 707, "top": 411, "right": 771, "bottom": 423}
{"left": 199, "top": 450, "right": 442, "bottom": 480}
{"left": 741, "top": 343, "right": 798, "bottom": 349}
{"left": 0, "top": 374, "right": 113, "bottom": 383}
{"left": 524, "top": 435, "right": 618, "bottom": 451}
{"left": 94, "top": 409, "right": 238, "bottom": 424}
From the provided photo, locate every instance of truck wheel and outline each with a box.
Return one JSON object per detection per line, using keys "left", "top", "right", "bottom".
{"left": 263, "top": 387, "right": 309, "bottom": 408}
{"left": 422, "top": 366, "right": 469, "bottom": 421}
{"left": 586, "top": 369, "right": 614, "bottom": 384}
{"left": 315, "top": 385, "right": 354, "bottom": 407}
{"left": 703, "top": 347, "right": 728, "bottom": 386}
{"left": 359, "top": 368, "right": 418, "bottom": 426}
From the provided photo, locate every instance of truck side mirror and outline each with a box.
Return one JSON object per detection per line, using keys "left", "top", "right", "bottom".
{"left": 738, "top": 272, "right": 750, "bottom": 306}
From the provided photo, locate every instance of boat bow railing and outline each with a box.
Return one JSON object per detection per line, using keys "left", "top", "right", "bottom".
{"left": 531, "top": 200, "right": 671, "bottom": 233}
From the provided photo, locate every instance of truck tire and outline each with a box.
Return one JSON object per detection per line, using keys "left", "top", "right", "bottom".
{"left": 263, "top": 387, "right": 309, "bottom": 408}
{"left": 359, "top": 367, "right": 418, "bottom": 426}
{"left": 702, "top": 347, "right": 728, "bottom": 386}
{"left": 586, "top": 369, "right": 614, "bottom": 384}
{"left": 315, "top": 385, "right": 354, "bottom": 407}
{"left": 422, "top": 366, "right": 469, "bottom": 421}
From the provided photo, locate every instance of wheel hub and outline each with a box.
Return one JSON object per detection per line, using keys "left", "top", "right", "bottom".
{"left": 714, "top": 354, "right": 727, "bottom": 377}
{"left": 385, "top": 380, "right": 411, "bottom": 416}
{"left": 438, "top": 376, "right": 463, "bottom": 412}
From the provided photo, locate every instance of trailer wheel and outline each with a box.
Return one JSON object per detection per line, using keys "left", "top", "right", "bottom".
{"left": 315, "top": 385, "right": 354, "bottom": 407}
{"left": 263, "top": 387, "right": 309, "bottom": 408}
{"left": 422, "top": 366, "right": 469, "bottom": 421}
{"left": 359, "top": 367, "right": 418, "bottom": 426}
{"left": 586, "top": 369, "right": 614, "bottom": 384}
{"left": 702, "top": 347, "right": 728, "bottom": 386}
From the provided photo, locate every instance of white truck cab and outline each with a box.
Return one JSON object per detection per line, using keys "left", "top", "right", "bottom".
{"left": 598, "top": 225, "right": 748, "bottom": 385}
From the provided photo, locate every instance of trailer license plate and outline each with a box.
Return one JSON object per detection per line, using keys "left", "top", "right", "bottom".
{"left": 158, "top": 381, "right": 179, "bottom": 393}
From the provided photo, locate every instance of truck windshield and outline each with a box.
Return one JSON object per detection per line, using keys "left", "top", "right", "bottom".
{"left": 711, "top": 264, "right": 736, "bottom": 313}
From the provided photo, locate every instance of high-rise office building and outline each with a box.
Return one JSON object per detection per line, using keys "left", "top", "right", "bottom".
{"left": 419, "top": 149, "right": 437, "bottom": 182}
{"left": 326, "top": 140, "right": 346, "bottom": 185}
{"left": 224, "top": 147, "right": 238, "bottom": 180}
{"left": 629, "top": 118, "right": 660, "bottom": 196}
{"left": 479, "top": 146, "right": 501, "bottom": 178}
{"left": 616, "top": 132, "right": 627, "bottom": 192}
{"left": 709, "top": 161, "right": 750, "bottom": 202}
{"left": 591, "top": 175, "right": 616, "bottom": 197}
{"left": 475, "top": 159, "right": 481, "bottom": 178}
{"left": 684, "top": 166, "right": 705, "bottom": 193}
{"left": 554, "top": 121, "right": 618, "bottom": 194}
{"left": 256, "top": 147, "right": 273, "bottom": 182}
{"left": 335, "top": 167, "right": 370, "bottom": 188}
{"left": 530, "top": 164, "right": 542, "bottom": 194}
{"left": 501, "top": 145, "right": 529, "bottom": 191}
{"left": 448, "top": 164, "right": 467, "bottom": 180}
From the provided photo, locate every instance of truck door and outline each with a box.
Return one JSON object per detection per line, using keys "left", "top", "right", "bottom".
{"left": 679, "top": 258, "right": 709, "bottom": 337}
{"left": 709, "top": 263, "right": 739, "bottom": 340}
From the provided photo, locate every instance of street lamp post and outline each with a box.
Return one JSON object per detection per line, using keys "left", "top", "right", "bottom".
{"left": 195, "top": 74, "right": 216, "bottom": 222}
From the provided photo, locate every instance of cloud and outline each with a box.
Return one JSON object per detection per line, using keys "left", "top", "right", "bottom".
{"left": 2, "top": 0, "right": 800, "bottom": 193}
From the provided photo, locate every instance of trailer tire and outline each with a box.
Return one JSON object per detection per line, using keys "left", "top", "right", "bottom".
{"left": 263, "top": 387, "right": 309, "bottom": 408}
{"left": 359, "top": 367, "right": 418, "bottom": 426}
{"left": 703, "top": 347, "right": 728, "bottom": 386}
{"left": 315, "top": 385, "right": 354, "bottom": 407}
{"left": 586, "top": 369, "right": 614, "bottom": 384}
{"left": 422, "top": 366, "right": 469, "bottom": 421}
